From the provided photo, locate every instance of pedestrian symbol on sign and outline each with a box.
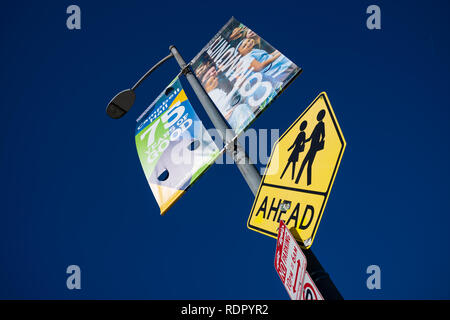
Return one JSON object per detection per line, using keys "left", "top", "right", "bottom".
{"left": 295, "top": 109, "right": 326, "bottom": 185}
{"left": 280, "top": 120, "right": 307, "bottom": 181}
{"left": 280, "top": 110, "right": 326, "bottom": 186}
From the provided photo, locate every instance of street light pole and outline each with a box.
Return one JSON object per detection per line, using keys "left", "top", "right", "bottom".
{"left": 169, "top": 45, "right": 261, "bottom": 193}
{"left": 168, "top": 45, "right": 343, "bottom": 300}
{"left": 107, "top": 45, "right": 343, "bottom": 300}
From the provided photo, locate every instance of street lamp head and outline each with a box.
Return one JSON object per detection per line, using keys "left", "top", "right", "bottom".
{"left": 106, "top": 89, "right": 136, "bottom": 119}
{"left": 106, "top": 53, "right": 174, "bottom": 120}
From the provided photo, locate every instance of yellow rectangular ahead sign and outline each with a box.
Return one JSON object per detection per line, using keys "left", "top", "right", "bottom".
{"left": 247, "top": 92, "right": 346, "bottom": 248}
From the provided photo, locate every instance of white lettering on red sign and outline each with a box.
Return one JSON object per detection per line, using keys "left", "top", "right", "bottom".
{"left": 274, "top": 220, "right": 307, "bottom": 300}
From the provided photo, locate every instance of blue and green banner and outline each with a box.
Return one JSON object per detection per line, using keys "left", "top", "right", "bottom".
{"left": 135, "top": 77, "right": 220, "bottom": 215}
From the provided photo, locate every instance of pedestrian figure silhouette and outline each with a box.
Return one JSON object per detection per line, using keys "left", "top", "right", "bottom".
{"left": 280, "top": 121, "right": 308, "bottom": 180}
{"left": 295, "top": 109, "right": 326, "bottom": 185}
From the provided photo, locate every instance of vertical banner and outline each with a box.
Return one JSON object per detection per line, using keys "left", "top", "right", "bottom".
{"left": 135, "top": 77, "right": 220, "bottom": 215}
{"left": 191, "top": 17, "right": 302, "bottom": 137}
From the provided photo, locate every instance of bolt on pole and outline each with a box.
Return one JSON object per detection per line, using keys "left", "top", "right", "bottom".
{"left": 169, "top": 45, "right": 343, "bottom": 300}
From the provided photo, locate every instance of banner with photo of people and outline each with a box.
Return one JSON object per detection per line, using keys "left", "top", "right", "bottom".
{"left": 135, "top": 77, "right": 221, "bottom": 215}
{"left": 191, "top": 17, "right": 302, "bottom": 136}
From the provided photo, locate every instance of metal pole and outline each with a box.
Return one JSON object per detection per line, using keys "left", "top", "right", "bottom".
{"left": 169, "top": 45, "right": 343, "bottom": 300}
{"left": 169, "top": 45, "right": 261, "bottom": 192}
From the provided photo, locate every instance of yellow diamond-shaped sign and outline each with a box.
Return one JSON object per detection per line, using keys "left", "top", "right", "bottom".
{"left": 247, "top": 92, "right": 346, "bottom": 248}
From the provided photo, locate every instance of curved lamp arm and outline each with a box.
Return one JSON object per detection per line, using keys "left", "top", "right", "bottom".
{"left": 106, "top": 53, "right": 174, "bottom": 119}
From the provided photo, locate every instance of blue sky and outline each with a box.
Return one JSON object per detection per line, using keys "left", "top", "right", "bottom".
{"left": 1, "top": 0, "right": 449, "bottom": 299}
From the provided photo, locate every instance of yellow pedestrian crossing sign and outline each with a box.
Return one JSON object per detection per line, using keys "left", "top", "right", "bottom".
{"left": 247, "top": 92, "right": 346, "bottom": 248}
